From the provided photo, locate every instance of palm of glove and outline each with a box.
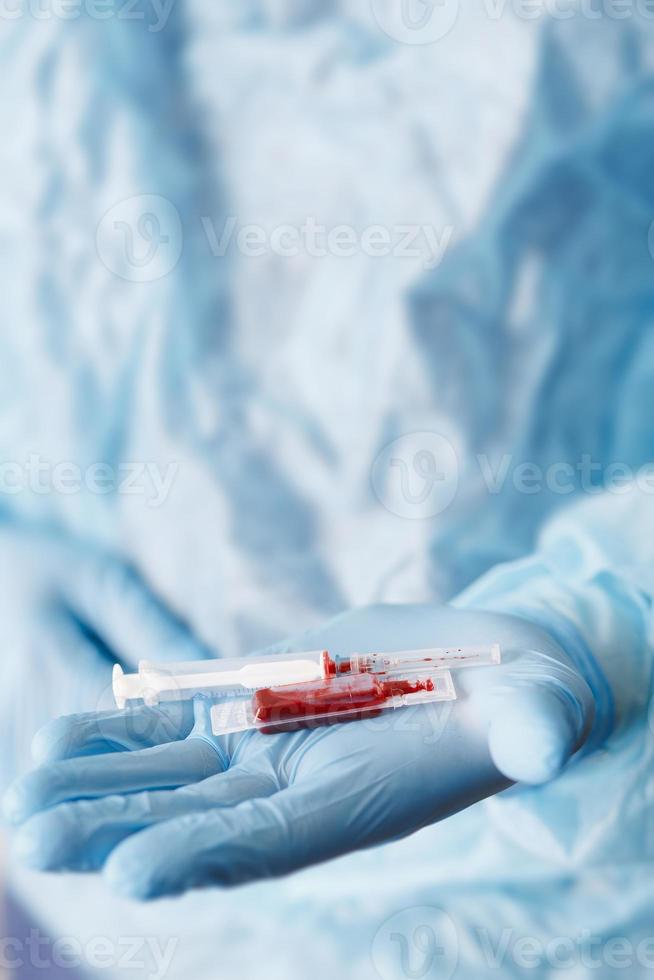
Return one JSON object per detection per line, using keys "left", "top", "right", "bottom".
{"left": 5, "top": 604, "right": 595, "bottom": 898}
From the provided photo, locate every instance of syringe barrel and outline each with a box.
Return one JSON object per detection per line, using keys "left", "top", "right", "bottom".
{"left": 334, "top": 643, "right": 501, "bottom": 675}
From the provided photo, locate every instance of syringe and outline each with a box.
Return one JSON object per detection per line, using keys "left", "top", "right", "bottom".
{"left": 323, "top": 644, "right": 501, "bottom": 676}
{"left": 113, "top": 644, "right": 501, "bottom": 709}
{"left": 113, "top": 652, "right": 326, "bottom": 708}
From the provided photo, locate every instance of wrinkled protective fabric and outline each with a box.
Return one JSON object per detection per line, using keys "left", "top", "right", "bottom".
{"left": 2, "top": 3, "right": 654, "bottom": 979}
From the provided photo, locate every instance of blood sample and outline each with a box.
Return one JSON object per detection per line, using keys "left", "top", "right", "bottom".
{"left": 209, "top": 670, "right": 457, "bottom": 736}
{"left": 253, "top": 674, "right": 435, "bottom": 733}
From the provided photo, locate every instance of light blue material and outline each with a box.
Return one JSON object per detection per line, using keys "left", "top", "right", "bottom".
{"left": 0, "top": 526, "right": 211, "bottom": 781}
{"left": 1, "top": 3, "right": 654, "bottom": 978}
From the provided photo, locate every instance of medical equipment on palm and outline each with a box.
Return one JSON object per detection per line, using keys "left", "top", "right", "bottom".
{"left": 112, "top": 644, "right": 500, "bottom": 734}
{"left": 112, "top": 644, "right": 501, "bottom": 707}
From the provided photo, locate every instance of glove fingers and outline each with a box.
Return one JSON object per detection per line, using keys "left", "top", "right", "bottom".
{"left": 60, "top": 552, "right": 215, "bottom": 667}
{"left": 4, "top": 737, "right": 221, "bottom": 825}
{"left": 487, "top": 684, "right": 591, "bottom": 785}
{"left": 31, "top": 701, "right": 197, "bottom": 765}
{"left": 12, "top": 764, "right": 279, "bottom": 873}
{"left": 103, "top": 774, "right": 356, "bottom": 899}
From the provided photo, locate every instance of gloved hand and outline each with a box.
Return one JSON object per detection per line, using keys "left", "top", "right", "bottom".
{"left": 4, "top": 603, "right": 601, "bottom": 898}
{"left": 0, "top": 523, "right": 212, "bottom": 789}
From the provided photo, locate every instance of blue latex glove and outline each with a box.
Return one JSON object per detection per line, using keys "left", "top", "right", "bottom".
{"left": 4, "top": 603, "right": 600, "bottom": 898}
{"left": 0, "top": 524, "right": 212, "bottom": 789}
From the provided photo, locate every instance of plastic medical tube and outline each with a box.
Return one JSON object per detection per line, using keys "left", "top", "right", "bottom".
{"left": 324, "top": 643, "right": 501, "bottom": 676}
{"left": 209, "top": 670, "right": 457, "bottom": 735}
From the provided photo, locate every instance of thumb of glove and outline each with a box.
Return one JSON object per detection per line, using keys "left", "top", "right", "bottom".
{"left": 487, "top": 679, "right": 593, "bottom": 784}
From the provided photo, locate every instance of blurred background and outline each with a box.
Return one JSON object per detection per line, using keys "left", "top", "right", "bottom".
{"left": 1, "top": 1, "right": 654, "bottom": 978}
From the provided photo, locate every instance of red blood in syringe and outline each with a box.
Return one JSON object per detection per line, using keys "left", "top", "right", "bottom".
{"left": 253, "top": 673, "right": 434, "bottom": 734}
